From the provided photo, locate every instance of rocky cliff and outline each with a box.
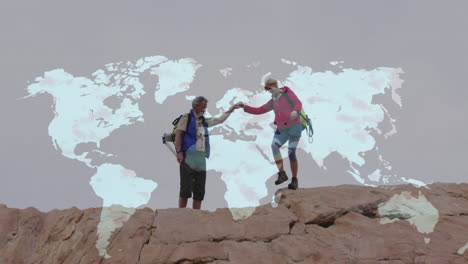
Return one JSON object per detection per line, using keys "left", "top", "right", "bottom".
{"left": 1, "top": 183, "right": 467, "bottom": 264}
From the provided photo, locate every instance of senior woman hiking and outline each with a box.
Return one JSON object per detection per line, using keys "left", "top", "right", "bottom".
{"left": 238, "top": 78, "right": 304, "bottom": 190}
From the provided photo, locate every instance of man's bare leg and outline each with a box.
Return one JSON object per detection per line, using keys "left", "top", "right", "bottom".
{"left": 179, "top": 198, "right": 188, "bottom": 208}
{"left": 193, "top": 199, "right": 202, "bottom": 210}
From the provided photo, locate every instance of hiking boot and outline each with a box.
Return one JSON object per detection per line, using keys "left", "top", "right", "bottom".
{"left": 274, "top": 171, "right": 288, "bottom": 185}
{"left": 288, "top": 177, "right": 298, "bottom": 190}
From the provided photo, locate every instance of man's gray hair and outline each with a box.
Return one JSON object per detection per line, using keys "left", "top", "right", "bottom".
{"left": 192, "top": 96, "right": 208, "bottom": 108}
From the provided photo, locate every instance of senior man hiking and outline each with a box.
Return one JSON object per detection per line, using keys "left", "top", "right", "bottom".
{"left": 174, "top": 96, "right": 241, "bottom": 209}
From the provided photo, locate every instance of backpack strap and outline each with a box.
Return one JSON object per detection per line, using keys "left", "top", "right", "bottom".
{"left": 282, "top": 90, "right": 295, "bottom": 109}
{"left": 270, "top": 89, "right": 295, "bottom": 109}
{"left": 172, "top": 115, "right": 183, "bottom": 125}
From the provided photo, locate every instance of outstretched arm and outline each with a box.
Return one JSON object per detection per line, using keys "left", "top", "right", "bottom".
{"left": 242, "top": 99, "right": 273, "bottom": 115}
{"left": 206, "top": 104, "right": 240, "bottom": 127}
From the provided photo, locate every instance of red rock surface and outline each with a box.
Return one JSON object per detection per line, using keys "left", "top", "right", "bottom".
{"left": 0, "top": 182, "right": 467, "bottom": 264}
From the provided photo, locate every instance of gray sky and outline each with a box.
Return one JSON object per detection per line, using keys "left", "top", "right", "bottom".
{"left": 1, "top": 0, "right": 467, "bottom": 212}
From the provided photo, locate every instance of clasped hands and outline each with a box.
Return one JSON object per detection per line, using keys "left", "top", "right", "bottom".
{"left": 226, "top": 102, "right": 244, "bottom": 113}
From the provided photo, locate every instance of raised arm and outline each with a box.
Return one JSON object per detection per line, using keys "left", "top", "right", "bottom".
{"left": 205, "top": 104, "right": 239, "bottom": 127}
{"left": 243, "top": 99, "right": 273, "bottom": 115}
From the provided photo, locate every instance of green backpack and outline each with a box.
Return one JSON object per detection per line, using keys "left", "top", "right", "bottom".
{"left": 162, "top": 113, "right": 191, "bottom": 143}
{"left": 271, "top": 90, "right": 314, "bottom": 143}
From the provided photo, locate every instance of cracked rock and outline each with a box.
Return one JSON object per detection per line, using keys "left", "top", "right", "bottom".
{"left": 0, "top": 183, "right": 466, "bottom": 264}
